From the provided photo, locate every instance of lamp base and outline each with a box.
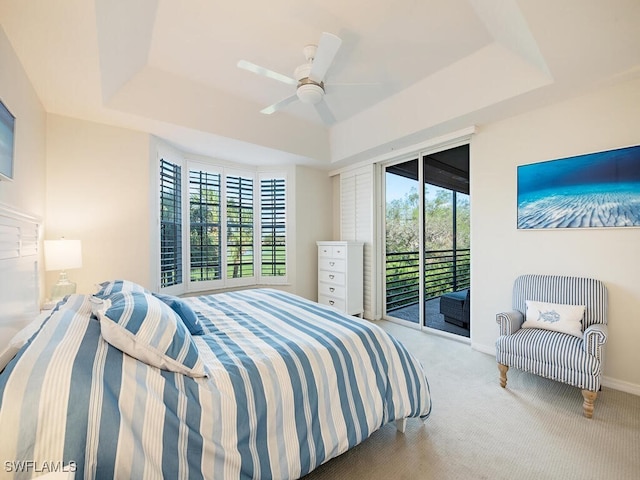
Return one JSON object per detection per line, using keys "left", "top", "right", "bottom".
{"left": 50, "top": 280, "right": 76, "bottom": 301}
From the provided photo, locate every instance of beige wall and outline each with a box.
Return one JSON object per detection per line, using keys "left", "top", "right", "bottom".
{"left": 471, "top": 76, "right": 640, "bottom": 392}
{"left": 0, "top": 26, "right": 46, "bottom": 218}
{"left": 292, "top": 165, "right": 334, "bottom": 301}
{"left": 0, "top": 26, "right": 47, "bottom": 304}
{"left": 45, "top": 115, "right": 152, "bottom": 296}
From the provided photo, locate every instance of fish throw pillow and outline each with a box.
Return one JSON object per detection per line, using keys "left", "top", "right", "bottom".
{"left": 522, "top": 300, "right": 585, "bottom": 338}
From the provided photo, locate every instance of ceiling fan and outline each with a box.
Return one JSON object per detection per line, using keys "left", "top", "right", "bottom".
{"left": 237, "top": 32, "right": 343, "bottom": 125}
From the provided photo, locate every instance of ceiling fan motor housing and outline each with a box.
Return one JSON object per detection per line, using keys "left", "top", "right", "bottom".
{"left": 294, "top": 63, "right": 325, "bottom": 104}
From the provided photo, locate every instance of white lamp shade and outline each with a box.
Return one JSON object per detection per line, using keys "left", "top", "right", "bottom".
{"left": 44, "top": 239, "right": 82, "bottom": 271}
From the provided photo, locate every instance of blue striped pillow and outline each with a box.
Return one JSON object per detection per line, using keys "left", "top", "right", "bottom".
{"left": 153, "top": 293, "right": 204, "bottom": 335}
{"left": 94, "top": 279, "right": 149, "bottom": 299}
{"left": 97, "top": 292, "right": 207, "bottom": 378}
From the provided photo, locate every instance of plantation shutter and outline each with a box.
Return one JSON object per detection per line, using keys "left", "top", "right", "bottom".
{"left": 159, "top": 159, "right": 182, "bottom": 288}
{"left": 260, "top": 177, "right": 286, "bottom": 279}
{"left": 226, "top": 175, "right": 254, "bottom": 279}
{"left": 340, "top": 165, "right": 375, "bottom": 319}
{"left": 189, "top": 169, "right": 222, "bottom": 283}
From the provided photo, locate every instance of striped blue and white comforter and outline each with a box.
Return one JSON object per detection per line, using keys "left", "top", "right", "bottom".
{"left": 0, "top": 289, "right": 431, "bottom": 479}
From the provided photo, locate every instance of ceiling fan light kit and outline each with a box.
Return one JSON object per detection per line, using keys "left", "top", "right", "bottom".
{"left": 297, "top": 81, "right": 324, "bottom": 104}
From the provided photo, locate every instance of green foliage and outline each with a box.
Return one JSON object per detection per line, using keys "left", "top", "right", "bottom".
{"left": 456, "top": 195, "right": 471, "bottom": 249}
{"left": 189, "top": 187, "right": 222, "bottom": 281}
{"left": 385, "top": 188, "right": 420, "bottom": 253}
{"left": 385, "top": 181, "right": 471, "bottom": 310}
{"left": 385, "top": 185, "right": 470, "bottom": 254}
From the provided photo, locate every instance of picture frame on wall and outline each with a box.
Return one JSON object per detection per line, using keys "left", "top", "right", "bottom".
{"left": 0, "top": 99, "right": 16, "bottom": 181}
{"left": 517, "top": 144, "right": 640, "bottom": 229}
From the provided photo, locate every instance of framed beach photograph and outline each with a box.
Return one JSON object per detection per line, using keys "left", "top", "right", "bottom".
{"left": 517, "top": 144, "right": 640, "bottom": 229}
{"left": 0, "top": 99, "right": 15, "bottom": 181}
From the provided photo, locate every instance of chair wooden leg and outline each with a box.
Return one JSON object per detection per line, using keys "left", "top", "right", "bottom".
{"left": 498, "top": 363, "right": 508, "bottom": 388}
{"left": 582, "top": 390, "right": 597, "bottom": 419}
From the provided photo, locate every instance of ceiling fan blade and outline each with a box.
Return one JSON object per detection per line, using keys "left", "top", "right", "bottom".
{"left": 309, "top": 32, "right": 342, "bottom": 83}
{"left": 314, "top": 100, "right": 336, "bottom": 125}
{"left": 325, "top": 81, "right": 380, "bottom": 87}
{"left": 260, "top": 95, "right": 298, "bottom": 115}
{"left": 237, "top": 60, "right": 296, "bottom": 85}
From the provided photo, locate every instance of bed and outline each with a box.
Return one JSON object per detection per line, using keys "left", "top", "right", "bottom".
{"left": 0, "top": 282, "right": 431, "bottom": 479}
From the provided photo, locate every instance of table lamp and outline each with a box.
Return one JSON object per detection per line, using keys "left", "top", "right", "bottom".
{"left": 44, "top": 239, "right": 82, "bottom": 301}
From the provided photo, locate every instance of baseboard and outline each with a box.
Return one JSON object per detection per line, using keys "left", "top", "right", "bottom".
{"left": 602, "top": 376, "right": 640, "bottom": 396}
{"left": 471, "top": 343, "right": 495, "bottom": 356}
{"left": 471, "top": 344, "right": 640, "bottom": 396}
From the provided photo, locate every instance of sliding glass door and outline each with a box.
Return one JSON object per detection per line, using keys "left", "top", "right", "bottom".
{"left": 385, "top": 158, "right": 420, "bottom": 327}
{"left": 384, "top": 145, "right": 470, "bottom": 337}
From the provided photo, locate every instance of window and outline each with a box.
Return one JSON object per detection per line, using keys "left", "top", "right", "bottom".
{"left": 159, "top": 159, "right": 182, "bottom": 288}
{"left": 260, "top": 177, "right": 286, "bottom": 277}
{"left": 157, "top": 156, "right": 287, "bottom": 293}
{"left": 189, "top": 170, "right": 221, "bottom": 283}
{"left": 226, "top": 175, "right": 254, "bottom": 279}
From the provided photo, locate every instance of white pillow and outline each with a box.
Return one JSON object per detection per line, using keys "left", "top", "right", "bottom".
{"left": 97, "top": 292, "right": 207, "bottom": 378}
{"left": 523, "top": 300, "right": 585, "bottom": 338}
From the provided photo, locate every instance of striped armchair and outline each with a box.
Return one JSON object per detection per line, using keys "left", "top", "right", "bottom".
{"left": 495, "top": 274, "right": 608, "bottom": 418}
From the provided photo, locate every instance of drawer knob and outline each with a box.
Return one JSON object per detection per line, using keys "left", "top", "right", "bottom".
{"left": 329, "top": 261, "right": 335, "bottom": 266}
{"left": 329, "top": 274, "right": 334, "bottom": 279}
{"left": 329, "top": 300, "right": 335, "bottom": 306}
{"left": 329, "top": 287, "right": 335, "bottom": 292}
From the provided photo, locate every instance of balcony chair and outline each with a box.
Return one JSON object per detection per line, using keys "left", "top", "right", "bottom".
{"left": 495, "top": 274, "right": 608, "bottom": 418}
{"left": 439, "top": 289, "right": 470, "bottom": 328}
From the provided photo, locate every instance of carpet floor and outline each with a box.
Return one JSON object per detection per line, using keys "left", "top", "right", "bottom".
{"left": 302, "top": 321, "right": 640, "bottom": 480}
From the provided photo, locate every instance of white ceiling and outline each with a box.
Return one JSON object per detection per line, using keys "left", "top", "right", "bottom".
{"left": 1, "top": 0, "right": 639, "bottom": 168}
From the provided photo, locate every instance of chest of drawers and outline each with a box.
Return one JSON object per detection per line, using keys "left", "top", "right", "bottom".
{"left": 317, "top": 241, "right": 363, "bottom": 316}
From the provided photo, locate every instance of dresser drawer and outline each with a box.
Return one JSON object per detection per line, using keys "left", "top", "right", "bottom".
{"left": 318, "top": 245, "right": 348, "bottom": 259}
{"left": 319, "top": 283, "right": 345, "bottom": 299}
{"left": 331, "top": 245, "right": 347, "bottom": 259}
{"left": 318, "top": 295, "right": 346, "bottom": 311}
{"left": 319, "top": 270, "right": 345, "bottom": 285}
{"left": 319, "top": 258, "right": 345, "bottom": 272}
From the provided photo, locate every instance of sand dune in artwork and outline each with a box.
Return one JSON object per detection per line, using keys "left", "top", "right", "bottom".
{"left": 518, "top": 191, "right": 640, "bottom": 229}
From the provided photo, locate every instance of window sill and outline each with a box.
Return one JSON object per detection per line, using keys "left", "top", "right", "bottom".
{"left": 180, "top": 283, "right": 292, "bottom": 298}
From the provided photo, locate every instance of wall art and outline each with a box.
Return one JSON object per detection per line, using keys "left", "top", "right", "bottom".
{"left": 517, "top": 144, "right": 640, "bottom": 229}
{"left": 0, "top": 99, "right": 15, "bottom": 181}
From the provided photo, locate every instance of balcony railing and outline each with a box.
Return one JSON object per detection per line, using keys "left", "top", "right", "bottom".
{"left": 386, "top": 248, "right": 470, "bottom": 311}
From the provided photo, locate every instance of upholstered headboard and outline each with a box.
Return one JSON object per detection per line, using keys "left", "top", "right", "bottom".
{"left": 0, "top": 204, "right": 40, "bottom": 348}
